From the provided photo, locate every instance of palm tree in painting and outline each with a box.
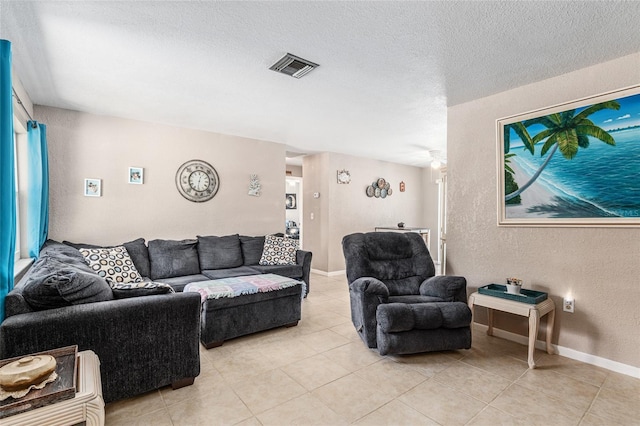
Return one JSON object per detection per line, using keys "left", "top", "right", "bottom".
{"left": 505, "top": 100, "right": 620, "bottom": 202}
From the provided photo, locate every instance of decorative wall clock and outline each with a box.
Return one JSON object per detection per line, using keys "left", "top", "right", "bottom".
{"left": 175, "top": 160, "right": 220, "bottom": 202}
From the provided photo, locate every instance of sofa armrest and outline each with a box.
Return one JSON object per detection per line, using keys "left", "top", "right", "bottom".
{"left": 419, "top": 275, "right": 467, "bottom": 303}
{"left": 348, "top": 277, "right": 390, "bottom": 348}
{"left": 0, "top": 292, "right": 202, "bottom": 403}
{"left": 296, "top": 249, "right": 312, "bottom": 296}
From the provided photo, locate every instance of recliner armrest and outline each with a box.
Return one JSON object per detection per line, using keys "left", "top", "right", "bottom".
{"left": 350, "top": 277, "right": 390, "bottom": 299}
{"left": 419, "top": 275, "right": 467, "bottom": 303}
{"left": 348, "top": 277, "right": 390, "bottom": 348}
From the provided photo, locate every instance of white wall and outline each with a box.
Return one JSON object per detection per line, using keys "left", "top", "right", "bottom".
{"left": 447, "top": 52, "right": 640, "bottom": 367}
{"left": 36, "top": 106, "right": 286, "bottom": 244}
{"left": 303, "top": 152, "right": 432, "bottom": 273}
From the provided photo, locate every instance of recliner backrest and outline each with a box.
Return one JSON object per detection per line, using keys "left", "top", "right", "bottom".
{"left": 342, "top": 232, "right": 435, "bottom": 295}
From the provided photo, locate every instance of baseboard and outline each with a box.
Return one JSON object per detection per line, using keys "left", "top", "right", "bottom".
{"left": 311, "top": 268, "right": 346, "bottom": 277}
{"left": 473, "top": 324, "right": 640, "bottom": 379}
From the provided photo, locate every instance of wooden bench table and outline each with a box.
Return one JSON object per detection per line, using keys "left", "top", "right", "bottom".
{"left": 468, "top": 291, "right": 555, "bottom": 368}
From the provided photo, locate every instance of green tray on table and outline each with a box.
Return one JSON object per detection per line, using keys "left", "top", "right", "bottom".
{"left": 478, "top": 284, "right": 548, "bottom": 304}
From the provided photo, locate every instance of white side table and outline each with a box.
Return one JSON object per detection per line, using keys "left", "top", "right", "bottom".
{"left": 3, "top": 350, "right": 105, "bottom": 426}
{"left": 468, "top": 292, "right": 555, "bottom": 369}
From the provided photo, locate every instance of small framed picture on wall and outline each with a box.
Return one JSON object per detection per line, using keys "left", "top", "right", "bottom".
{"left": 84, "top": 179, "right": 102, "bottom": 197}
{"left": 128, "top": 167, "right": 144, "bottom": 184}
{"left": 286, "top": 193, "right": 297, "bottom": 209}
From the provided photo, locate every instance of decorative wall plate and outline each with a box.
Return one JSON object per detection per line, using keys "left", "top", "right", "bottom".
{"left": 387, "top": 188, "right": 393, "bottom": 195}
{"left": 175, "top": 160, "right": 220, "bottom": 202}
{"left": 337, "top": 169, "right": 351, "bottom": 184}
{"left": 366, "top": 186, "right": 375, "bottom": 197}
{"left": 374, "top": 187, "right": 381, "bottom": 198}
{"left": 384, "top": 182, "right": 390, "bottom": 191}
{"left": 377, "top": 178, "right": 386, "bottom": 189}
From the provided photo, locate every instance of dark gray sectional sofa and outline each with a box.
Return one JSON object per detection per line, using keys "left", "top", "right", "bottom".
{"left": 140, "top": 234, "right": 312, "bottom": 295}
{"left": 0, "top": 234, "right": 311, "bottom": 403}
{"left": 0, "top": 241, "right": 201, "bottom": 403}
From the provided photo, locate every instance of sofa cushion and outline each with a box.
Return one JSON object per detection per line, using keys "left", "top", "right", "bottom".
{"left": 111, "top": 281, "right": 174, "bottom": 299}
{"left": 148, "top": 239, "right": 200, "bottom": 280}
{"left": 239, "top": 235, "right": 265, "bottom": 266}
{"left": 201, "top": 266, "right": 261, "bottom": 280}
{"left": 156, "top": 274, "right": 210, "bottom": 292}
{"left": 122, "top": 238, "right": 151, "bottom": 278}
{"left": 63, "top": 238, "right": 151, "bottom": 278}
{"left": 259, "top": 235, "right": 298, "bottom": 266}
{"left": 22, "top": 256, "right": 114, "bottom": 310}
{"left": 376, "top": 302, "right": 472, "bottom": 333}
{"left": 197, "top": 234, "right": 243, "bottom": 270}
{"left": 79, "top": 246, "right": 143, "bottom": 285}
{"left": 43, "top": 240, "right": 89, "bottom": 266}
{"left": 388, "top": 295, "right": 445, "bottom": 304}
{"left": 250, "top": 264, "right": 303, "bottom": 279}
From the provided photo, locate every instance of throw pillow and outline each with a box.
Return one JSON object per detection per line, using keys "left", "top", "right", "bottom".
{"left": 147, "top": 239, "right": 200, "bottom": 280}
{"left": 111, "top": 281, "right": 174, "bottom": 299}
{"left": 197, "top": 234, "right": 243, "bottom": 270}
{"left": 79, "top": 246, "right": 143, "bottom": 285}
{"left": 239, "top": 235, "right": 265, "bottom": 265}
{"left": 22, "top": 256, "right": 114, "bottom": 310}
{"left": 64, "top": 238, "right": 151, "bottom": 278}
{"left": 259, "top": 235, "right": 298, "bottom": 266}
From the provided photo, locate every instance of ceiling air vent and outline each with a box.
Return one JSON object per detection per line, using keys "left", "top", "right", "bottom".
{"left": 269, "top": 53, "right": 319, "bottom": 79}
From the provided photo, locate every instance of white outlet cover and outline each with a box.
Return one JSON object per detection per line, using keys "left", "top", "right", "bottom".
{"left": 563, "top": 298, "right": 575, "bottom": 313}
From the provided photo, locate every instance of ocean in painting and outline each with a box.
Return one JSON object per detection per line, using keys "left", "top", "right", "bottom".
{"left": 510, "top": 127, "right": 640, "bottom": 218}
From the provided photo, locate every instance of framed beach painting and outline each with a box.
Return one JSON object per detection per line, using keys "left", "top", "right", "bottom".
{"left": 497, "top": 84, "right": 640, "bottom": 227}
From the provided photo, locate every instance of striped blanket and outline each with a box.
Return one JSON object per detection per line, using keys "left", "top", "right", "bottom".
{"left": 184, "top": 274, "right": 303, "bottom": 302}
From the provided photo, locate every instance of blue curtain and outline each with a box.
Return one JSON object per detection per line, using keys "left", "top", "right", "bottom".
{"left": 27, "top": 122, "right": 49, "bottom": 258}
{"left": 0, "top": 40, "right": 16, "bottom": 322}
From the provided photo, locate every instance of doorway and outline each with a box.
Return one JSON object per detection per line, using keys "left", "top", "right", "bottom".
{"left": 437, "top": 170, "right": 447, "bottom": 275}
{"left": 285, "top": 177, "right": 303, "bottom": 249}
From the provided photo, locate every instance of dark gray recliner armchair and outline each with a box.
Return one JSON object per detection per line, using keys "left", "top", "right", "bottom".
{"left": 342, "top": 232, "right": 472, "bottom": 355}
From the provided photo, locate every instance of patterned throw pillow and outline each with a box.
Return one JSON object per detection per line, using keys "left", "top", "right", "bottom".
{"left": 79, "top": 246, "right": 143, "bottom": 285}
{"left": 259, "top": 235, "right": 298, "bottom": 266}
{"left": 110, "top": 281, "right": 174, "bottom": 299}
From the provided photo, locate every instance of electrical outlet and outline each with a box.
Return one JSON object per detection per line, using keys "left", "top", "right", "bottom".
{"left": 563, "top": 298, "right": 575, "bottom": 313}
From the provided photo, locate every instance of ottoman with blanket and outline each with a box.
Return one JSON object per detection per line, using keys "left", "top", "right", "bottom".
{"left": 185, "top": 274, "right": 303, "bottom": 348}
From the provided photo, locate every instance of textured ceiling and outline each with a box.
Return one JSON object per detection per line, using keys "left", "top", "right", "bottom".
{"left": 2, "top": 1, "right": 640, "bottom": 167}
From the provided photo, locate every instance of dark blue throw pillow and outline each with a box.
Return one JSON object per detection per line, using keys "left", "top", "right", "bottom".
{"left": 22, "top": 256, "right": 114, "bottom": 310}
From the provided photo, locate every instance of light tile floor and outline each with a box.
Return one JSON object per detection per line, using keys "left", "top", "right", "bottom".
{"left": 105, "top": 273, "right": 640, "bottom": 425}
